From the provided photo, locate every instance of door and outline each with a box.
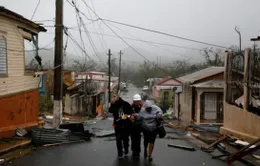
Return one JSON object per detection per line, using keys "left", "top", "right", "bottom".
{"left": 204, "top": 93, "right": 217, "bottom": 120}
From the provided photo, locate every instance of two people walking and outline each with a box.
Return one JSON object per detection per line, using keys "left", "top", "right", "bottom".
{"left": 108, "top": 93, "right": 163, "bottom": 161}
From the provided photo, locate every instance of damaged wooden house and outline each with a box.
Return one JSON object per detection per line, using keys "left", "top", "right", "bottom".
{"left": 64, "top": 71, "right": 118, "bottom": 117}
{"left": 0, "top": 7, "right": 46, "bottom": 138}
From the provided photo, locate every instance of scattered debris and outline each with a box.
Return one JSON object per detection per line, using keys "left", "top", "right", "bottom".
{"left": 191, "top": 132, "right": 220, "bottom": 144}
{"left": 93, "top": 129, "right": 115, "bottom": 137}
{"left": 167, "top": 144, "right": 196, "bottom": 151}
{"left": 45, "top": 115, "right": 70, "bottom": 121}
{"left": 190, "top": 124, "right": 220, "bottom": 134}
{"left": 59, "top": 123, "right": 85, "bottom": 133}
{"left": 105, "top": 137, "right": 116, "bottom": 141}
{"left": 202, "top": 135, "right": 260, "bottom": 165}
{"left": 0, "top": 159, "right": 5, "bottom": 164}
{"left": 16, "top": 127, "right": 27, "bottom": 137}
{"left": 31, "top": 128, "right": 90, "bottom": 146}
{"left": 252, "top": 154, "right": 260, "bottom": 160}
{"left": 43, "top": 140, "right": 85, "bottom": 147}
{"left": 162, "top": 108, "right": 174, "bottom": 120}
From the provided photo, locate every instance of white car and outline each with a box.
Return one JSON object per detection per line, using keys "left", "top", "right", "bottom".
{"left": 142, "top": 86, "right": 149, "bottom": 91}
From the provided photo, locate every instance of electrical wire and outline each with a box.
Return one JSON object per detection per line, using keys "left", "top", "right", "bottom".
{"left": 68, "top": 28, "right": 203, "bottom": 52}
{"left": 71, "top": 0, "right": 106, "bottom": 67}
{"left": 79, "top": 0, "right": 228, "bottom": 49}
{"left": 79, "top": 0, "right": 173, "bottom": 75}
{"left": 102, "top": 19, "right": 229, "bottom": 49}
{"left": 107, "top": 22, "right": 202, "bottom": 62}
{"left": 31, "top": 0, "right": 41, "bottom": 20}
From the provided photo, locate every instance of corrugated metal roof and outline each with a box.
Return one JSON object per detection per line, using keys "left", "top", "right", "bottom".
{"left": 191, "top": 80, "right": 224, "bottom": 88}
{"left": 177, "top": 67, "right": 224, "bottom": 83}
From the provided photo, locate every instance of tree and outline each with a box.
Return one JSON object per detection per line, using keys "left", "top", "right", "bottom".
{"left": 202, "top": 48, "right": 224, "bottom": 66}
{"left": 72, "top": 59, "right": 96, "bottom": 72}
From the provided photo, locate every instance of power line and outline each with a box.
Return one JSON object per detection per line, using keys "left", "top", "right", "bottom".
{"left": 102, "top": 19, "right": 229, "bottom": 49}
{"left": 31, "top": 0, "right": 41, "bottom": 20}
{"left": 78, "top": 0, "right": 229, "bottom": 49}
{"left": 79, "top": 0, "right": 170, "bottom": 75}
{"left": 68, "top": 27, "right": 202, "bottom": 52}
{"left": 71, "top": 0, "right": 106, "bottom": 67}
{"left": 106, "top": 22, "right": 202, "bottom": 62}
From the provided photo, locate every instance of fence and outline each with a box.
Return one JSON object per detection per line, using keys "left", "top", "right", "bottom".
{"left": 225, "top": 49, "right": 260, "bottom": 116}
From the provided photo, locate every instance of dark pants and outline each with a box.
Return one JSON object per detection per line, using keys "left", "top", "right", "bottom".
{"left": 130, "top": 126, "right": 142, "bottom": 156}
{"left": 143, "top": 128, "right": 157, "bottom": 154}
{"left": 114, "top": 127, "right": 130, "bottom": 156}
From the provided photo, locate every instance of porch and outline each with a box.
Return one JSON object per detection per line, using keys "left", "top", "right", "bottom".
{"left": 192, "top": 80, "right": 224, "bottom": 124}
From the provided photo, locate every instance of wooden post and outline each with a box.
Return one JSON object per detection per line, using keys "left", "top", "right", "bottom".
{"left": 224, "top": 51, "right": 232, "bottom": 103}
{"left": 243, "top": 48, "right": 251, "bottom": 111}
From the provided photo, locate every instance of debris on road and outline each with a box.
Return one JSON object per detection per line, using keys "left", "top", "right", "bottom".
{"left": 59, "top": 123, "right": 85, "bottom": 133}
{"left": 43, "top": 140, "right": 85, "bottom": 147}
{"left": 167, "top": 144, "right": 196, "bottom": 151}
{"left": 16, "top": 127, "right": 27, "bottom": 137}
{"left": 201, "top": 135, "right": 260, "bottom": 165}
{"left": 31, "top": 128, "right": 91, "bottom": 146}
{"left": 92, "top": 128, "right": 115, "bottom": 137}
{"left": 0, "top": 159, "right": 5, "bottom": 164}
{"left": 190, "top": 124, "right": 220, "bottom": 134}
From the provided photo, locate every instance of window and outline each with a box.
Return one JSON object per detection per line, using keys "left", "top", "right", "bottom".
{"left": 0, "top": 33, "right": 7, "bottom": 75}
{"left": 24, "top": 39, "right": 37, "bottom": 72}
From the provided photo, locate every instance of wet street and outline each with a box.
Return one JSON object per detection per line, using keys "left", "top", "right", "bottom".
{"left": 3, "top": 84, "right": 231, "bottom": 166}
{"left": 119, "top": 83, "right": 141, "bottom": 103}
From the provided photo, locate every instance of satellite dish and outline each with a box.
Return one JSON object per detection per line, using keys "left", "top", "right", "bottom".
{"left": 172, "top": 87, "right": 177, "bottom": 91}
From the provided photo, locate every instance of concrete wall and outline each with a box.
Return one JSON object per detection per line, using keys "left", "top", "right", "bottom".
{"left": 220, "top": 103, "right": 260, "bottom": 142}
{"left": 179, "top": 83, "right": 192, "bottom": 122}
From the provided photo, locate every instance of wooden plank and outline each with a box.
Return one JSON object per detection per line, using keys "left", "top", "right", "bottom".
{"left": 201, "top": 135, "right": 228, "bottom": 151}
{"left": 225, "top": 138, "right": 260, "bottom": 164}
{"left": 167, "top": 144, "right": 196, "bottom": 151}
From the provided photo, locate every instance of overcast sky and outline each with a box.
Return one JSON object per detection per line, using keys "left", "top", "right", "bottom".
{"left": 1, "top": 0, "right": 260, "bottom": 63}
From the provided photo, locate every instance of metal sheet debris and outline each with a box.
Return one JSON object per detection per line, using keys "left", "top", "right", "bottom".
{"left": 16, "top": 127, "right": 27, "bottom": 137}
{"left": 59, "top": 123, "right": 85, "bottom": 133}
{"left": 31, "top": 128, "right": 90, "bottom": 146}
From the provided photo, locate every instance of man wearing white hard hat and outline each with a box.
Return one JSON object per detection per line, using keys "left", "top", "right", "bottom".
{"left": 130, "top": 94, "right": 143, "bottom": 159}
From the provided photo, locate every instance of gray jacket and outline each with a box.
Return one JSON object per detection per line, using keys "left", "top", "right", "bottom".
{"left": 136, "top": 101, "right": 162, "bottom": 131}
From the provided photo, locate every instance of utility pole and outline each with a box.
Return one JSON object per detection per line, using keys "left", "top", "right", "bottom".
{"left": 108, "top": 49, "right": 112, "bottom": 103}
{"left": 234, "top": 26, "right": 241, "bottom": 52}
{"left": 53, "top": 0, "right": 63, "bottom": 128}
{"left": 117, "top": 50, "right": 123, "bottom": 93}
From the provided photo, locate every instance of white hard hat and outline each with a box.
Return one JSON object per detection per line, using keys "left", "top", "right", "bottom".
{"left": 133, "top": 94, "right": 141, "bottom": 101}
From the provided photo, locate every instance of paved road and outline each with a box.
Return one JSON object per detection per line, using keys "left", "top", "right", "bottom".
{"left": 4, "top": 119, "right": 233, "bottom": 166}
{"left": 2, "top": 85, "right": 239, "bottom": 166}
{"left": 120, "top": 83, "right": 141, "bottom": 103}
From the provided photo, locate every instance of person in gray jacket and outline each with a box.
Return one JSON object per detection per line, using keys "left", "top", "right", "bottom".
{"left": 131, "top": 100, "right": 162, "bottom": 161}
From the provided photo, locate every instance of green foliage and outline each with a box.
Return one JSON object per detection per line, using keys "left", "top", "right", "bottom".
{"left": 39, "top": 93, "right": 53, "bottom": 112}
{"left": 157, "top": 100, "right": 172, "bottom": 113}
{"left": 72, "top": 59, "right": 96, "bottom": 72}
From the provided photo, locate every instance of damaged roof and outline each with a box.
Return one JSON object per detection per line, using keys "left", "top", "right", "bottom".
{"left": 0, "top": 6, "right": 47, "bottom": 32}
{"left": 191, "top": 80, "right": 224, "bottom": 88}
{"left": 177, "top": 67, "right": 224, "bottom": 83}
